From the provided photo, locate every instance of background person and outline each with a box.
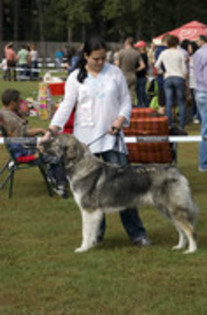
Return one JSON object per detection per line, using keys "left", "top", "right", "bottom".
{"left": 39, "top": 36, "right": 151, "bottom": 248}
{"left": 155, "top": 35, "right": 187, "bottom": 130}
{"left": 117, "top": 37, "right": 145, "bottom": 106}
{"left": 154, "top": 34, "right": 171, "bottom": 115}
{"left": 194, "top": 35, "right": 207, "bottom": 172}
{"left": 4, "top": 42, "right": 18, "bottom": 81}
{"left": 55, "top": 48, "right": 64, "bottom": 70}
{"left": 187, "top": 41, "right": 200, "bottom": 124}
{"left": 134, "top": 40, "right": 149, "bottom": 107}
{"left": 0, "top": 89, "right": 68, "bottom": 198}
{"left": 17, "top": 44, "right": 29, "bottom": 80}
{"left": 30, "top": 44, "right": 39, "bottom": 80}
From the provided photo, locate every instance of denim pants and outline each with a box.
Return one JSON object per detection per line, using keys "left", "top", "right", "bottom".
{"left": 195, "top": 91, "right": 207, "bottom": 169}
{"left": 136, "top": 76, "right": 149, "bottom": 107}
{"left": 95, "top": 150, "right": 146, "bottom": 243}
{"left": 191, "top": 89, "right": 201, "bottom": 122}
{"left": 164, "top": 76, "right": 186, "bottom": 128}
{"left": 19, "top": 64, "right": 28, "bottom": 78}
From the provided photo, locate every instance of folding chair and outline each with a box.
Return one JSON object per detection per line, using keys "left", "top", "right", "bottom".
{"left": 0, "top": 125, "right": 53, "bottom": 198}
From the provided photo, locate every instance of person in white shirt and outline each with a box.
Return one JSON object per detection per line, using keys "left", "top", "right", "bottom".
{"left": 155, "top": 35, "right": 188, "bottom": 129}
{"left": 30, "top": 44, "right": 39, "bottom": 79}
{"left": 39, "top": 36, "right": 151, "bottom": 248}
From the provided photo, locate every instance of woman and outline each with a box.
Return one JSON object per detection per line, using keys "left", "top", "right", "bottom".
{"left": 155, "top": 35, "right": 188, "bottom": 129}
{"left": 40, "top": 36, "right": 150, "bottom": 247}
{"left": 30, "top": 44, "right": 39, "bottom": 79}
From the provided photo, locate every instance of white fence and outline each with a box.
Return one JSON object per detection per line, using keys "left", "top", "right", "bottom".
{"left": 0, "top": 135, "right": 204, "bottom": 145}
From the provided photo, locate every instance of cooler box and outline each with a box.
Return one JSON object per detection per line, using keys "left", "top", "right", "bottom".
{"left": 131, "top": 107, "right": 155, "bottom": 119}
{"left": 124, "top": 116, "right": 173, "bottom": 164}
{"left": 127, "top": 142, "right": 172, "bottom": 163}
{"left": 124, "top": 117, "right": 169, "bottom": 136}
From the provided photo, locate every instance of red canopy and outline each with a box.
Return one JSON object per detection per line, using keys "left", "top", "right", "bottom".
{"left": 153, "top": 20, "right": 207, "bottom": 44}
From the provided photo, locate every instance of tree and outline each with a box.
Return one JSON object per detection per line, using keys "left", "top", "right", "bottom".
{"left": 102, "top": 0, "right": 142, "bottom": 40}
{"left": 45, "top": 0, "right": 91, "bottom": 42}
{"left": 0, "top": 0, "right": 3, "bottom": 43}
{"left": 1, "top": 0, "right": 207, "bottom": 44}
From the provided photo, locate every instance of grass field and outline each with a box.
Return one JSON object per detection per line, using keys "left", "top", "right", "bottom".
{"left": 0, "top": 81, "right": 207, "bottom": 314}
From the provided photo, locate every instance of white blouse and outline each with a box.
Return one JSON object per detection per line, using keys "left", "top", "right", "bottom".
{"left": 50, "top": 62, "right": 132, "bottom": 154}
{"left": 155, "top": 48, "right": 187, "bottom": 79}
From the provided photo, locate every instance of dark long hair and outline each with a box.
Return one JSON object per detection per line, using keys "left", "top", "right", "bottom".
{"left": 77, "top": 36, "right": 108, "bottom": 83}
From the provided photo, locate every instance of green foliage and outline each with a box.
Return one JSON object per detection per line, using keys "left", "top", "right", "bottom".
{"left": 2, "top": 0, "right": 207, "bottom": 42}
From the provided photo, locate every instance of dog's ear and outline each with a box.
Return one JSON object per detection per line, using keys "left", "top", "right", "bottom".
{"left": 41, "top": 136, "right": 64, "bottom": 159}
{"left": 66, "top": 141, "right": 85, "bottom": 161}
{"left": 62, "top": 134, "right": 86, "bottom": 165}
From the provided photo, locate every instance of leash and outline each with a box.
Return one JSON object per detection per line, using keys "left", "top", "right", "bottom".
{"left": 87, "top": 131, "right": 109, "bottom": 147}
{"left": 87, "top": 127, "right": 120, "bottom": 147}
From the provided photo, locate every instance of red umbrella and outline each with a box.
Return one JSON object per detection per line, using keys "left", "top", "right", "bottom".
{"left": 153, "top": 20, "right": 207, "bottom": 44}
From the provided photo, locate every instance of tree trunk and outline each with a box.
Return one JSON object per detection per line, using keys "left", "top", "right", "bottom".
{"left": 0, "top": 0, "right": 3, "bottom": 53}
{"left": 67, "top": 23, "right": 72, "bottom": 42}
{"left": 37, "top": 0, "right": 45, "bottom": 61}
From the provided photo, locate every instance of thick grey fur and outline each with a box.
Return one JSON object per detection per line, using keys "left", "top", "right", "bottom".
{"left": 43, "top": 134, "right": 199, "bottom": 254}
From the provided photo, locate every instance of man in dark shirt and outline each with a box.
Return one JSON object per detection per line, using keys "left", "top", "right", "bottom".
{"left": 134, "top": 40, "right": 149, "bottom": 107}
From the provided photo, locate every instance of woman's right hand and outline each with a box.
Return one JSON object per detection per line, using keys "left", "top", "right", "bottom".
{"left": 37, "top": 131, "right": 52, "bottom": 147}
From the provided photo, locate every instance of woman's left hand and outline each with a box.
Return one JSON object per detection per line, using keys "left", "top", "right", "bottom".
{"left": 108, "top": 125, "right": 120, "bottom": 135}
{"left": 108, "top": 116, "right": 125, "bottom": 135}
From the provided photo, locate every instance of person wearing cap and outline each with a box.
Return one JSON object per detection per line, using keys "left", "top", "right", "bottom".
{"left": 117, "top": 37, "right": 145, "bottom": 105}
{"left": 134, "top": 40, "right": 149, "bottom": 107}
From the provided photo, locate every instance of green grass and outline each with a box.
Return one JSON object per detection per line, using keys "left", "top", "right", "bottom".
{"left": 0, "top": 81, "right": 207, "bottom": 314}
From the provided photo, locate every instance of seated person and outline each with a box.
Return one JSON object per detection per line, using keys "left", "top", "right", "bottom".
{"left": 0, "top": 89, "right": 68, "bottom": 198}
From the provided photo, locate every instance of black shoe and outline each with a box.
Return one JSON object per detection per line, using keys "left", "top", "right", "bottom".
{"left": 133, "top": 236, "right": 151, "bottom": 248}
{"left": 169, "top": 125, "right": 188, "bottom": 136}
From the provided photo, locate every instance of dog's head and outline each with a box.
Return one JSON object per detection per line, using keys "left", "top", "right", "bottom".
{"left": 42, "top": 134, "right": 89, "bottom": 167}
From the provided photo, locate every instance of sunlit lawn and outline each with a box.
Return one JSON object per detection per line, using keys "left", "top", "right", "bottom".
{"left": 0, "top": 80, "right": 207, "bottom": 314}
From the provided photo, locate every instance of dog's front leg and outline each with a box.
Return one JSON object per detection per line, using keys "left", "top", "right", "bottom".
{"left": 75, "top": 209, "right": 103, "bottom": 253}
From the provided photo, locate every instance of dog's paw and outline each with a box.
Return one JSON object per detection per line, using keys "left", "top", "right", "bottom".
{"left": 172, "top": 245, "right": 185, "bottom": 251}
{"left": 74, "top": 247, "right": 86, "bottom": 253}
{"left": 74, "top": 247, "right": 89, "bottom": 253}
{"left": 183, "top": 247, "right": 197, "bottom": 254}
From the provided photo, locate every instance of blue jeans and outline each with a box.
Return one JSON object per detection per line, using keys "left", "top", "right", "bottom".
{"left": 190, "top": 89, "right": 201, "bottom": 122}
{"left": 31, "top": 60, "right": 38, "bottom": 79}
{"left": 136, "top": 76, "right": 149, "bottom": 107}
{"left": 19, "top": 63, "right": 28, "bottom": 78}
{"left": 195, "top": 91, "right": 207, "bottom": 169}
{"left": 95, "top": 150, "right": 147, "bottom": 243}
{"left": 164, "top": 76, "right": 186, "bottom": 128}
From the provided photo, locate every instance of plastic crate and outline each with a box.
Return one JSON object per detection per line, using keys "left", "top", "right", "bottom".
{"left": 48, "top": 82, "right": 65, "bottom": 96}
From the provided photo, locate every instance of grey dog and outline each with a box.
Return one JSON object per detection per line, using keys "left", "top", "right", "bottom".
{"left": 43, "top": 133, "right": 199, "bottom": 254}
